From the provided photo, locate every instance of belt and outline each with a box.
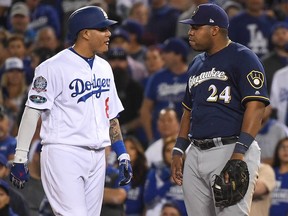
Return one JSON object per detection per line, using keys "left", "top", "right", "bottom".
{"left": 191, "top": 136, "right": 238, "bottom": 150}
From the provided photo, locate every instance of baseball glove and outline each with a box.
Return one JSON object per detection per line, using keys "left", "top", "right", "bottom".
{"left": 212, "top": 159, "right": 249, "bottom": 208}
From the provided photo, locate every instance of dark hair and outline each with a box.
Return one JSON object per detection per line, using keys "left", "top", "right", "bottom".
{"left": 124, "top": 136, "right": 148, "bottom": 187}
{"left": 161, "top": 202, "right": 181, "bottom": 215}
{"left": 272, "top": 137, "right": 288, "bottom": 168}
{"left": 32, "top": 47, "right": 55, "bottom": 64}
{"left": 7, "top": 34, "right": 25, "bottom": 47}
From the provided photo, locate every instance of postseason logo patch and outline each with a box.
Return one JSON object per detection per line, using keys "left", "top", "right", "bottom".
{"left": 246, "top": 71, "right": 264, "bottom": 89}
{"left": 32, "top": 76, "right": 47, "bottom": 93}
{"left": 29, "top": 95, "right": 47, "bottom": 104}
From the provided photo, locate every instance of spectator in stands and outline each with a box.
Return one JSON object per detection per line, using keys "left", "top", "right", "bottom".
{"left": 128, "top": 2, "right": 149, "bottom": 26}
{"left": 142, "top": 44, "right": 164, "bottom": 88}
{"left": 176, "top": 0, "right": 209, "bottom": 42}
{"left": 0, "top": 179, "right": 19, "bottom": 216}
{"left": 270, "top": 137, "right": 288, "bottom": 216}
{"left": 106, "top": 47, "right": 144, "bottom": 138}
{"left": 1, "top": 57, "right": 28, "bottom": 135}
{"left": 18, "top": 142, "right": 44, "bottom": 216}
{"left": 0, "top": 153, "right": 30, "bottom": 216}
{"left": 115, "top": 0, "right": 149, "bottom": 20}
{"left": 145, "top": 108, "right": 180, "bottom": 167}
{"left": 256, "top": 105, "right": 288, "bottom": 165}
{"left": 222, "top": 0, "right": 243, "bottom": 19}
{"left": 144, "top": 136, "right": 187, "bottom": 216}
{"left": 270, "top": 63, "right": 288, "bottom": 127}
{"left": 0, "top": 0, "right": 11, "bottom": 29}
{"left": 229, "top": 0, "right": 276, "bottom": 58}
{"left": 160, "top": 202, "right": 182, "bottom": 216}
{"left": 140, "top": 37, "right": 189, "bottom": 142}
{"left": 100, "top": 146, "right": 130, "bottom": 216}
{"left": 0, "top": 40, "right": 8, "bottom": 71}
{"left": 124, "top": 136, "right": 148, "bottom": 216}
{"left": 8, "top": 2, "right": 36, "bottom": 48}
{"left": 261, "top": 22, "right": 288, "bottom": 94}
{"left": 110, "top": 27, "right": 148, "bottom": 82}
{"left": 6, "top": 35, "right": 33, "bottom": 85}
{"left": 145, "top": 0, "right": 181, "bottom": 44}
{"left": 0, "top": 106, "right": 16, "bottom": 161}
{"left": 33, "top": 26, "right": 64, "bottom": 54}
{"left": 250, "top": 163, "right": 276, "bottom": 216}
{"left": 25, "top": 0, "right": 61, "bottom": 38}
{"left": 122, "top": 19, "right": 147, "bottom": 64}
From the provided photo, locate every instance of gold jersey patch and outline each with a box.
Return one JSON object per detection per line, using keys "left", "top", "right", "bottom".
{"left": 246, "top": 70, "right": 264, "bottom": 89}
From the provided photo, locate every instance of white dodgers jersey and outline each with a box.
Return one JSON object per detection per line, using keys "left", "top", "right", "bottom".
{"left": 26, "top": 49, "right": 124, "bottom": 148}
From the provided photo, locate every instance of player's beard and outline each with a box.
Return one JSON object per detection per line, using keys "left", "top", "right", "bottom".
{"left": 113, "top": 67, "right": 130, "bottom": 91}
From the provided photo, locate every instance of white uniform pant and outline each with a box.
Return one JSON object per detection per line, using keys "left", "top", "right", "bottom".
{"left": 40, "top": 144, "right": 106, "bottom": 216}
{"left": 183, "top": 141, "right": 260, "bottom": 216}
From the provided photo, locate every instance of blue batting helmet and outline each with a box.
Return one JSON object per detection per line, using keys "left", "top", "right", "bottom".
{"left": 67, "top": 6, "right": 118, "bottom": 41}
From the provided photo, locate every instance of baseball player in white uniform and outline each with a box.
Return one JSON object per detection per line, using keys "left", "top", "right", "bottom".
{"left": 9, "top": 6, "right": 132, "bottom": 216}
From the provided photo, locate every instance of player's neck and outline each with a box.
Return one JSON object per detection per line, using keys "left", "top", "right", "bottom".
{"left": 207, "top": 39, "right": 231, "bottom": 56}
{"left": 72, "top": 44, "right": 94, "bottom": 59}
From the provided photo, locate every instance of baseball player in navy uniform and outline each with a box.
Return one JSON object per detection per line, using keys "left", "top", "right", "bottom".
{"left": 171, "top": 4, "right": 270, "bottom": 216}
{"left": 9, "top": 6, "right": 132, "bottom": 216}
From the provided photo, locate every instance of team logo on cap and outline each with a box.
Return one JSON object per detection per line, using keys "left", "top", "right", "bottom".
{"left": 246, "top": 71, "right": 264, "bottom": 89}
{"left": 32, "top": 76, "right": 47, "bottom": 93}
{"left": 192, "top": 6, "right": 199, "bottom": 17}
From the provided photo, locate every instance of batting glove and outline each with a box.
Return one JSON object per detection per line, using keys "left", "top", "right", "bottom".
{"left": 119, "top": 156, "right": 133, "bottom": 186}
{"left": 10, "top": 162, "right": 29, "bottom": 189}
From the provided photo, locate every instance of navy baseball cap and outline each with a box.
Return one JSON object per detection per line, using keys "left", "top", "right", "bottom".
{"left": 110, "top": 28, "right": 130, "bottom": 42}
{"left": 122, "top": 19, "right": 144, "bottom": 41}
{"left": 106, "top": 47, "right": 127, "bottom": 60}
{"left": 179, "top": 3, "right": 229, "bottom": 29}
{"left": 271, "top": 22, "right": 288, "bottom": 34}
{"left": 162, "top": 37, "right": 190, "bottom": 58}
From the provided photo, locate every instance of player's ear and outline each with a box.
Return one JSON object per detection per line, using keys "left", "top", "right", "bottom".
{"left": 79, "top": 29, "right": 90, "bottom": 40}
{"left": 211, "top": 26, "right": 219, "bottom": 36}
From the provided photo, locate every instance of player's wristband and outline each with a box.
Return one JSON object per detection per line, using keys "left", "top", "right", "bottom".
{"left": 111, "top": 140, "right": 127, "bottom": 159}
{"left": 233, "top": 132, "right": 254, "bottom": 154}
{"left": 172, "top": 137, "right": 190, "bottom": 156}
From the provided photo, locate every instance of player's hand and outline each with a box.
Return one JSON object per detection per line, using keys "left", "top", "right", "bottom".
{"left": 119, "top": 159, "right": 133, "bottom": 186}
{"left": 10, "top": 162, "right": 29, "bottom": 189}
{"left": 171, "top": 154, "right": 184, "bottom": 186}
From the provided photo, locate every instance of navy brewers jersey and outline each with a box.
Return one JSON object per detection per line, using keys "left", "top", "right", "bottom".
{"left": 183, "top": 42, "right": 270, "bottom": 139}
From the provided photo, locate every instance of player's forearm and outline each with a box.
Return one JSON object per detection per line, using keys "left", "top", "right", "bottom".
{"left": 233, "top": 101, "right": 266, "bottom": 155}
{"left": 109, "top": 118, "right": 123, "bottom": 143}
{"left": 14, "top": 106, "right": 41, "bottom": 163}
{"left": 178, "top": 109, "right": 191, "bottom": 139}
{"left": 241, "top": 101, "right": 266, "bottom": 137}
{"left": 109, "top": 118, "right": 129, "bottom": 161}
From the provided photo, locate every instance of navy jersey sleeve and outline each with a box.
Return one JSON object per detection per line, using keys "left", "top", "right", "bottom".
{"left": 182, "top": 84, "right": 192, "bottom": 111}
{"left": 182, "top": 57, "right": 200, "bottom": 111}
{"left": 236, "top": 48, "right": 270, "bottom": 106}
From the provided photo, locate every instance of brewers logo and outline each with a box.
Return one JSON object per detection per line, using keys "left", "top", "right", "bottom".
{"left": 246, "top": 71, "right": 264, "bottom": 89}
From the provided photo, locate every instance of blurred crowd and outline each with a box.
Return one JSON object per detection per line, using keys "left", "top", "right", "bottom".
{"left": 0, "top": 0, "right": 288, "bottom": 215}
